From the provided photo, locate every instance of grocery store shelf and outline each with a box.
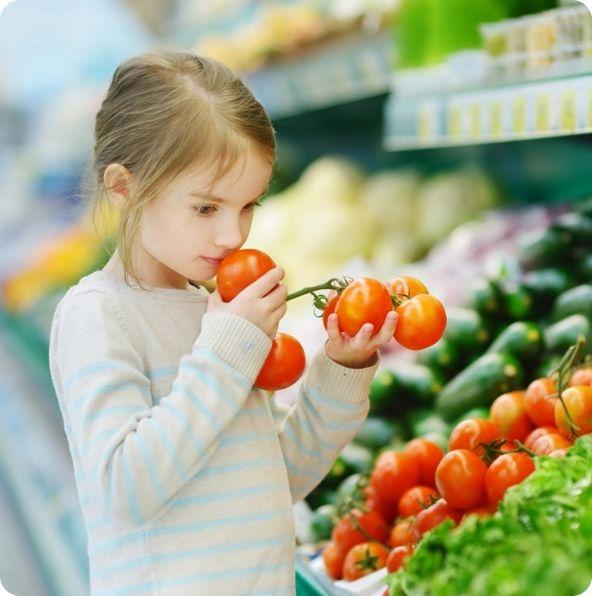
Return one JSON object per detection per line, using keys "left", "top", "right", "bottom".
{"left": 245, "top": 31, "right": 392, "bottom": 119}
{"left": 384, "top": 64, "right": 592, "bottom": 151}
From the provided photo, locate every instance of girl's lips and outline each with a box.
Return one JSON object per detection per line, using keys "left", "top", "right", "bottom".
{"left": 201, "top": 256, "right": 224, "bottom": 266}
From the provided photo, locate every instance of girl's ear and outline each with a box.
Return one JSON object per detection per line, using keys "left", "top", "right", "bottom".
{"left": 104, "top": 163, "right": 133, "bottom": 209}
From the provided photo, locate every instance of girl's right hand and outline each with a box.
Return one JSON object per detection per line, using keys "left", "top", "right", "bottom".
{"left": 206, "top": 267, "right": 288, "bottom": 338}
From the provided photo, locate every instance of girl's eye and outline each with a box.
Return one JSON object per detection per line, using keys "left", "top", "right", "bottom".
{"left": 244, "top": 200, "right": 263, "bottom": 211}
{"left": 193, "top": 204, "right": 216, "bottom": 216}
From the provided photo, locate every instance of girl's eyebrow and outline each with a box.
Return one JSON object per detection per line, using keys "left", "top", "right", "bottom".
{"left": 188, "top": 187, "right": 269, "bottom": 203}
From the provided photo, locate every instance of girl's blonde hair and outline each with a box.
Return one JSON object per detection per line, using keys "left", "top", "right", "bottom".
{"left": 86, "top": 50, "right": 276, "bottom": 283}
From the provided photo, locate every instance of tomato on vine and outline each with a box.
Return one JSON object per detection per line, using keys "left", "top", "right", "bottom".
{"left": 386, "top": 544, "right": 414, "bottom": 574}
{"left": 435, "top": 449, "right": 487, "bottom": 510}
{"left": 413, "top": 499, "right": 463, "bottom": 540}
{"left": 448, "top": 418, "right": 502, "bottom": 457}
{"left": 386, "top": 276, "right": 429, "bottom": 299}
{"left": 394, "top": 294, "right": 447, "bottom": 351}
{"left": 485, "top": 452, "right": 535, "bottom": 506}
{"left": 554, "top": 385, "right": 592, "bottom": 438}
{"left": 342, "top": 542, "right": 389, "bottom": 581}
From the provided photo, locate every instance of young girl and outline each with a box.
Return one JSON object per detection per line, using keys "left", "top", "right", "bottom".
{"left": 49, "top": 51, "right": 398, "bottom": 595}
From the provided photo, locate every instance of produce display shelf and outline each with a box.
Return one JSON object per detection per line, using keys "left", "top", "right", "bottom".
{"left": 384, "top": 64, "right": 592, "bottom": 151}
{"left": 245, "top": 31, "right": 392, "bottom": 119}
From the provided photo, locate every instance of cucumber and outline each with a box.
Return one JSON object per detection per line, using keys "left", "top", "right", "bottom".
{"left": 336, "top": 473, "right": 363, "bottom": 501}
{"left": 518, "top": 227, "right": 572, "bottom": 269}
{"left": 552, "top": 285, "right": 592, "bottom": 322}
{"left": 535, "top": 354, "right": 563, "bottom": 378}
{"left": 310, "top": 504, "right": 337, "bottom": 542}
{"left": 370, "top": 363, "right": 443, "bottom": 414}
{"left": 521, "top": 268, "right": 574, "bottom": 307}
{"left": 407, "top": 409, "right": 450, "bottom": 438}
{"left": 324, "top": 443, "right": 372, "bottom": 488}
{"left": 543, "top": 314, "right": 592, "bottom": 355}
{"left": 443, "top": 307, "right": 490, "bottom": 353}
{"left": 486, "top": 321, "right": 544, "bottom": 364}
{"left": 552, "top": 212, "right": 592, "bottom": 245}
{"left": 498, "top": 280, "right": 535, "bottom": 320}
{"left": 468, "top": 278, "right": 502, "bottom": 318}
{"left": 436, "top": 352, "right": 524, "bottom": 421}
{"left": 353, "top": 417, "right": 407, "bottom": 451}
{"left": 416, "top": 338, "right": 462, "bottom": 379}
{"left": 454, "top": 407, "right": 491, "bottom": 425}
{"left": 577, "top": 254, "right": 592, "bottom": 283}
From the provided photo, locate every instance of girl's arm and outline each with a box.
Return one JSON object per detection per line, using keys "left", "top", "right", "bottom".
{"left": 50, "top": 291, "right": 271, "bottom": 527}
{"left": 269, "top": 348, "right": 378, "bottom": 503}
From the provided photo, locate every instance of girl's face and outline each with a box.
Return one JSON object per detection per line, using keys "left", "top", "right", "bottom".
{"left": 137, "top": 148, "right": 273, "bottom": 289}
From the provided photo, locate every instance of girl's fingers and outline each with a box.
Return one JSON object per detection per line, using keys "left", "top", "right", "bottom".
{"left": 353, "top": 323, "right": 374, "bottom": 349}
{"left": 376, "top": 311, "right": 398, "bottom": 344}
{"left": 326, "top": 313, "right": 342, "bottom": 342}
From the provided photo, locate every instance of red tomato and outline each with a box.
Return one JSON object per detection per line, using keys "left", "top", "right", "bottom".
{"left": 490, "top": 391, "right": 534, "bottom": 443}
{"left": 569, "top": 367, "right": 592, "bottom": 387}
{"left": 370, "top": 451, "right": 420, "bottom": 509}
{"left": 499, "top": 441, "right": 517, "bottom": 454}
{"left": 394, "top": 294, "right": 447, "bottom": 351}
{"left": 254, "top": 333, "right": 306, "bottom": 391}
{"left": 404, "top": 438, "right": 445, "bottom": 488}
{"left": 322, "top": 292, "right": 339, "bottom": 329}
{"left": 435, "top": 449, "right": 487, "bottom": 510}
{"left": 342, "top": 542, "right": 389, "bottom": 582}
{"left": 531, "top": 433, "right": 572, "bottom": 455}
{"left": 331, "top": 509, "right": 389, "bottom": 556}
{"left": 217, "top": 249, "right": 276, "bottom": 302}
{"left": 389, "top": 519, "right": 416, "bottom": 548}
{"left": 461, "top": 503, "right": 496, "bottom": 522}
{"left": 554, "top": 385, "right": 592, "bottom": 438}
{"left": 448, "top": 418, "right": 502, "bottom": 457}
{"left": 386, "top": 545, "right": 414, "bottom": 574}
{"left": 524, "top": 377, "right": 558, "bottom": 427}
{"left": 524, "top": 426, "right": 559, "bottom": 450}
{"left": 322, "top": 541, "right": 345, "bottom": 580}
{"left": 413, "top": 499, "right": 463, "bottom": 540}
{"left": 398, "top": 486, "right": 439, "bottom": 518}
{"left": 334, "top": 278, "right": 394, "bottom": 337}
{"left": 485, "top": 452, "right": 535, "bottom": 506}
{"left": 363, "top": 485, "right": 397, "bottom": 525}
{"left": 386, "top": 277, "right": 429, "bottom": 299}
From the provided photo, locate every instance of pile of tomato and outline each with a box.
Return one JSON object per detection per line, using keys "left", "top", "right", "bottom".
{"left": 321, "top": 361, "right": 592, "bottom": 585}
{"left": 217, "top": 249, "right": 447, "bottom": 391}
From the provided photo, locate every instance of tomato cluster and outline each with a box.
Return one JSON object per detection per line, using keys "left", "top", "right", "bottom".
{"left": 216, "top": 250, "right": 448, "bottom": 391}
{"left": 322, "top": 360, "right": 592, "bottom": 585}
{"left": 324, "top": 275, "right": 447, "bottom": 351}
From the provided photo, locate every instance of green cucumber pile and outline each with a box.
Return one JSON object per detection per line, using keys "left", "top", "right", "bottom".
{"left": 387, "top": 435, "right": 592, "bottom": 596}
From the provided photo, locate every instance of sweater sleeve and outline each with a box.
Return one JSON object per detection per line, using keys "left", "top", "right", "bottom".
{"left": 49, "top": 291, "right": 271, "bottom": 527}
{"left": 269, "top": 346, "right": 378, "bottom": 503}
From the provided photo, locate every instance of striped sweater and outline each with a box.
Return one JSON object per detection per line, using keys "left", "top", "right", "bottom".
{"left": 48, "top": 270, "right": 378, "bottom": 595}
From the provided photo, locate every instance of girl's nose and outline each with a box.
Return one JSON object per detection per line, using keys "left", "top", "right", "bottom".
{"left": 213, "top": 223, "right": 243, "bottom": 251}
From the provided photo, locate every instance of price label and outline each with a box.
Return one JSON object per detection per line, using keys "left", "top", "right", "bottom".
{"left": 535, "top": 93, "right": 551, "bottom": 133}
{"left": 512, "top": 96, "right": 526, "bottom": 134}
{"left": 491, "top": 99, "right": 503, "bottom": 136}
{"left": 448, "top": 104, "right": 462, "bottom": 139}
{"left": 470, "top": 102, "right": 481, "bottom": 138}
{"left": 561, "top": 89, "right": 576, "bottom": 132}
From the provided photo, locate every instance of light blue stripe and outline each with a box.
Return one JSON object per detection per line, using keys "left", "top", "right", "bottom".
{"left": 74, "top": 380, "right": 151, "bottom": 407}
{"left": 152, "top": 422, "right": 189, "bottom": 485}
{"left": 179, "top": 362, "right": 239, "bottom": 411}
{"left": 305, "top": 384, "right": 361, "bottom": 413}
{"left": 80, "top": 405, "right": 142, "bottom": 429}
{"left": 175, "top": 383, "right": 218, "bottom": 426}
{"left": 89, "top": 509, "right": 290, "bottom": 556}
{"left": 93, "top": 533, "right": 292, "bottom": 579}
{"left": 282, "top": 423, "right": 332, "bottom": 467}
{"left": 121, "top": 450, "right": 143, "bottom": 526}
{"left": 160, "top": 401, "right": 205, "bottom": 454}
{"left": 86, "top": 482, "right": 287, "bottom": 532}
{"left": 218, "top": 431, "right": 276, "bottom": 448}
{"left": 237, "top": 405, "right": 269, "bottom": 419}
{"left": 193, "top": 347, "right": 252, "bottom": 391}
{"left": 284, "top": 457, "right": 320, "bottom": 482}
{"left": 171, "top": 481, "right": 286, "bottom": 507}
{"left": 65, "top": 362, "right": 176, "bottom": 393}
{"left": 302, "top": 392, "right": 360, "bottom": 433}
{"left": 81, "top": 427, "right": 120, "bottom": 457}
{"left": 199, "top": 457, "right": 281, "bottom": 479}
{"left": 297, "top": 408, "right": 340, "bottom": 451}
{"left": 94, "top": 561, "right": 292, "bottom": 594}
{"left": 134, "top": 433, "right": 166, "bottom": 503}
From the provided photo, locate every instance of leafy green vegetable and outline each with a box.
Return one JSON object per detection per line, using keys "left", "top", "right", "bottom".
{"left": 387, "top": 435, "right": 592, "bottom": 596}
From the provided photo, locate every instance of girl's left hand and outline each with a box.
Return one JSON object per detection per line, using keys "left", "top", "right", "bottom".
{"left": 324, "top": 311, "right": 399, "bottom": 369}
